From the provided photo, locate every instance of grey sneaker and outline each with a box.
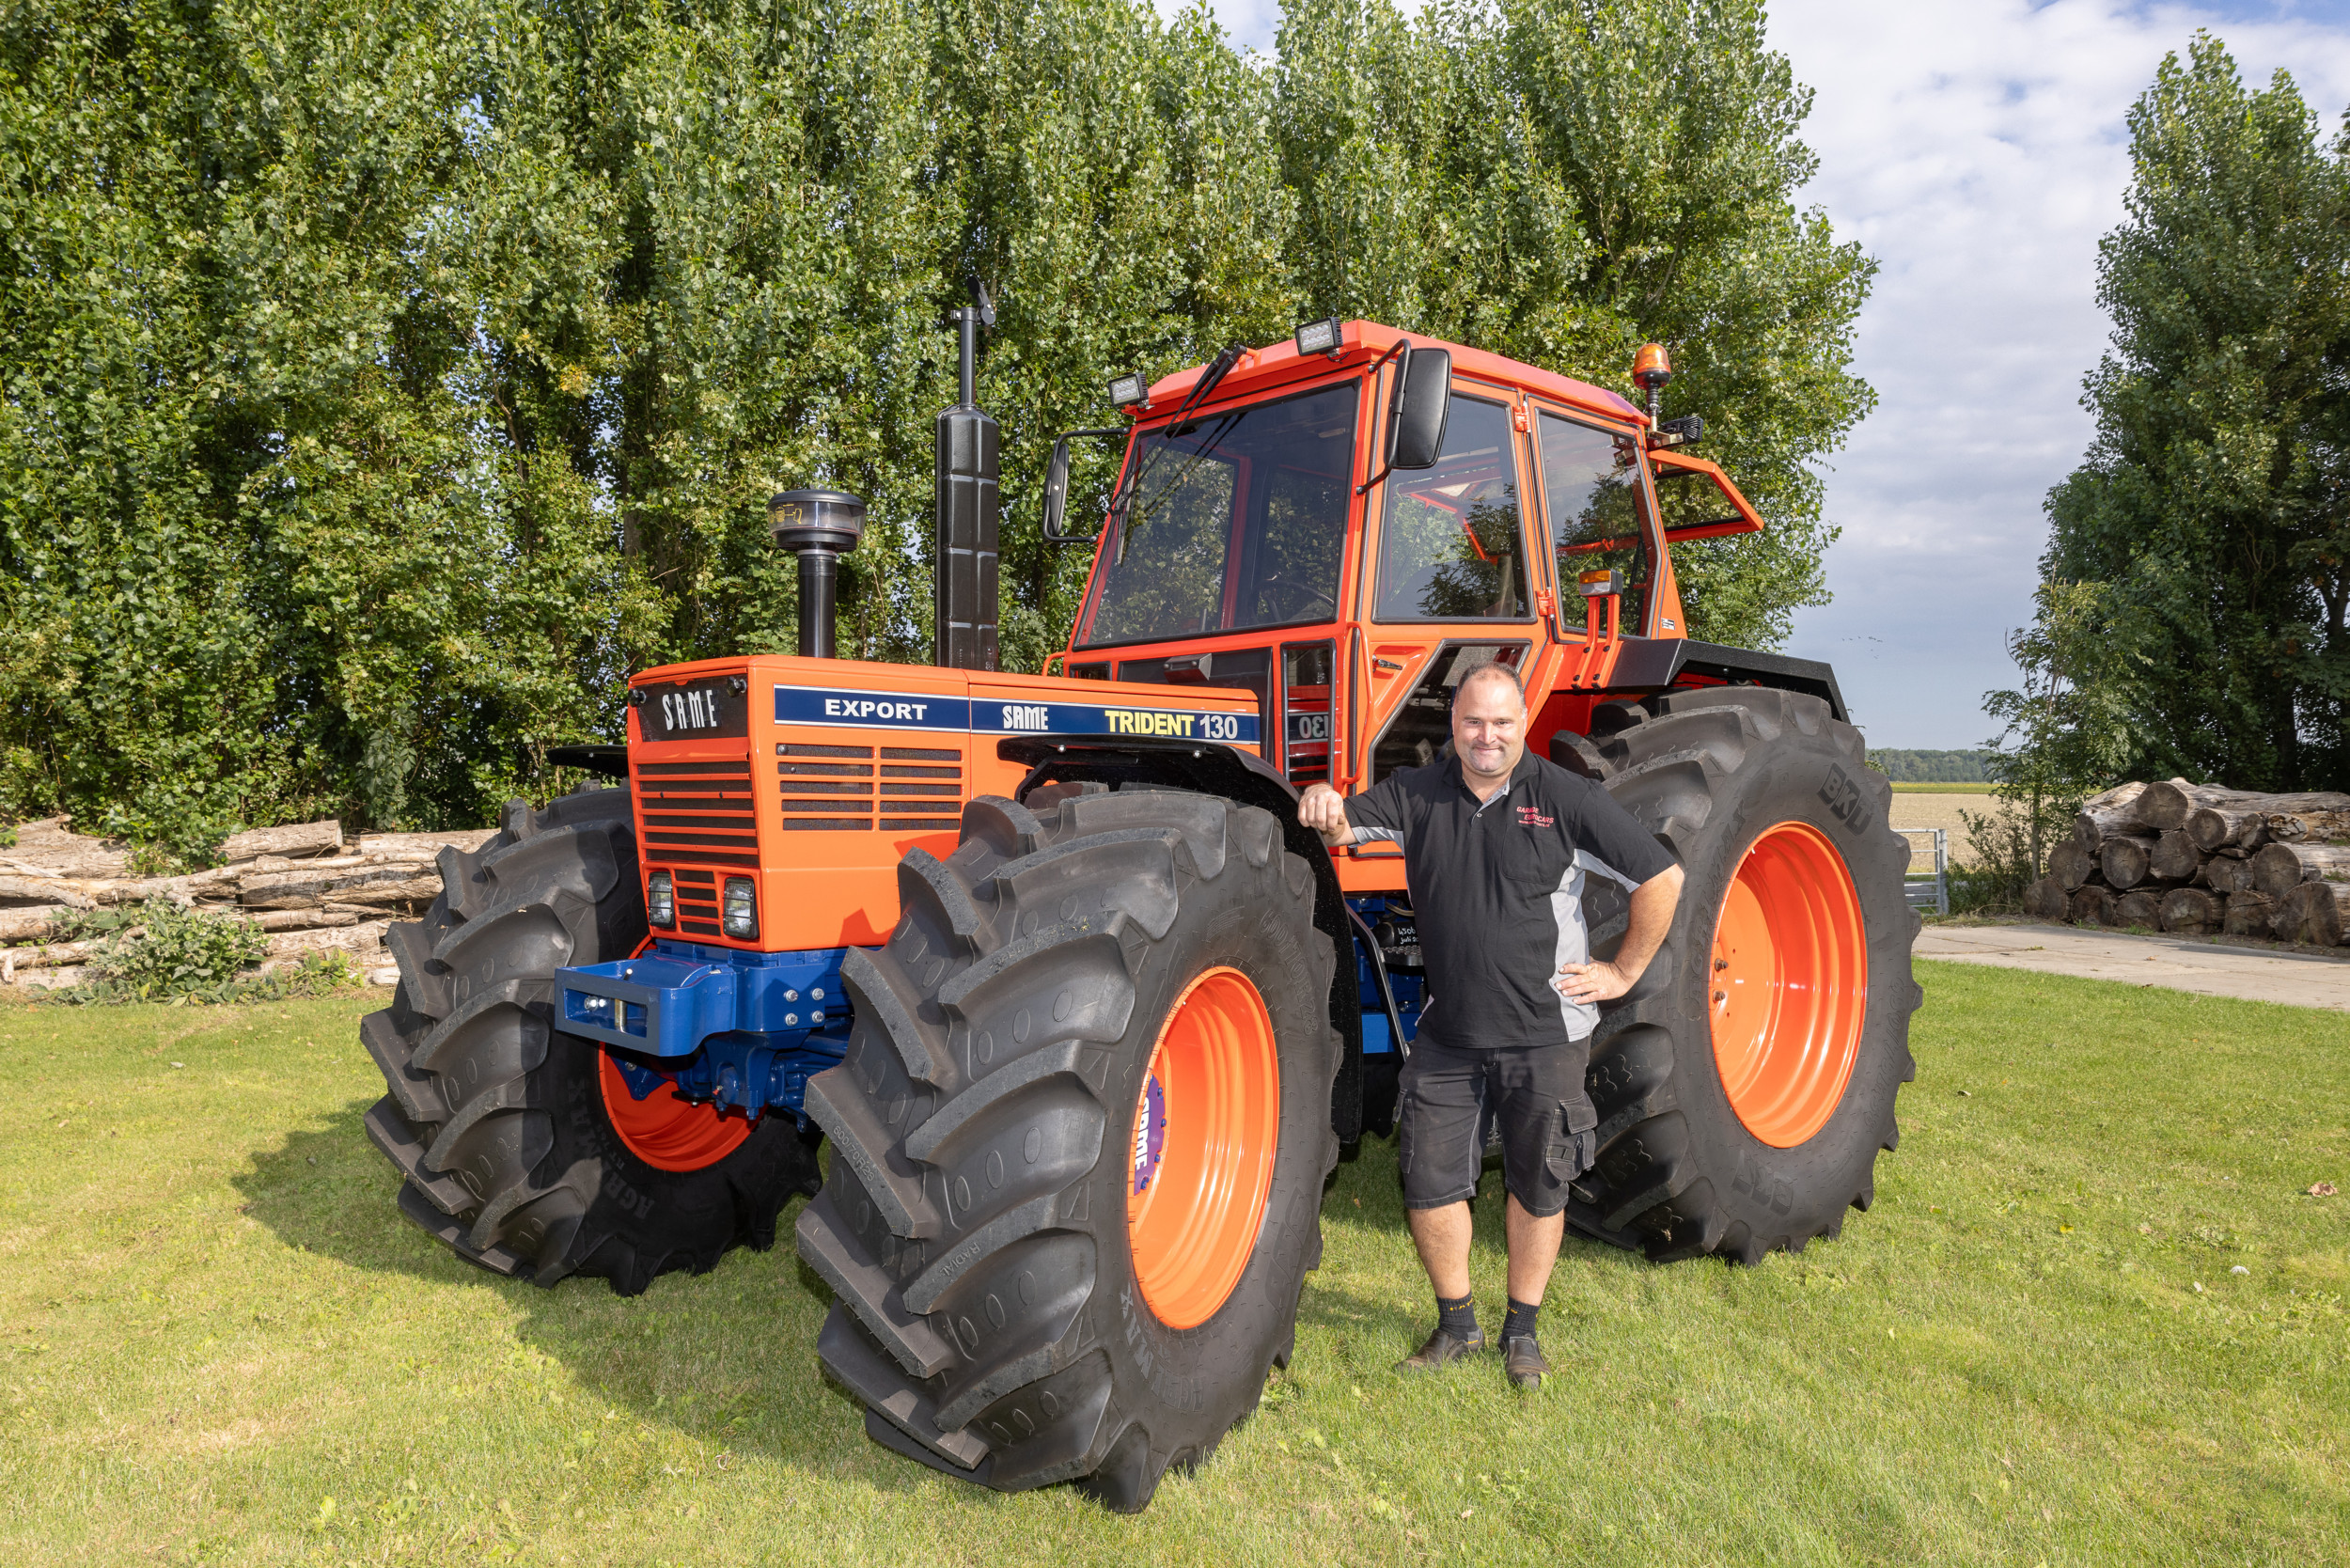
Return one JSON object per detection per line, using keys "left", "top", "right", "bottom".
{"left": 1395, "top": 1327, "right": 1485, "bottom": 1374}
{"left": 1501, "top": 1334, "right": 1550, "bottom": 1390}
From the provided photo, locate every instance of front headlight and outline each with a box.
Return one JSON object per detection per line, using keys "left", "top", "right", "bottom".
{"left": 648, "top": 871, "right": 675, "bottom": 929}
{"left": 722, "top": 877, "right": 758, "bottom": 940}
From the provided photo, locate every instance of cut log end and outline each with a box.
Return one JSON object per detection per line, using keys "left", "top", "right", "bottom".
{"left": 2158, "top": 886, "right": 2221, "bottom": 935}
{"left": 2100, "top": 833, "right": 2160, "bottom": 891}
{"left": 2024, "top": 876, "right": 2071, "bottom": 923}
{"left": 2068, "top": 886, "right": 2116, "bottom": 927}
{"left": 2276, "top": 881, "right": 2350, "bottom": 946}
{"left": 2251, "top": 841, "right": 2350, "bottom": 900}
{"left": 2049, "top": 839, "right": 2098, "bottom": 892}
{"left": 2148, "top": 829, "right": 2205, "bottom": 884}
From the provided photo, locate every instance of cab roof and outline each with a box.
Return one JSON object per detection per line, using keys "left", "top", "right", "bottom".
{"left": 1137, "top": 320, "right": 1646, "bottom": 428}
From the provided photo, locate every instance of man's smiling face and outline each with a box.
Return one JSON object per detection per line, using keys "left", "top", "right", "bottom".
{"left": 1450, "top": 667, "right": 1527, "bottom": 786}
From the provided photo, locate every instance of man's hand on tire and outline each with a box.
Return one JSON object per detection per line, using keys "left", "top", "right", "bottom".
{"left": 1555, "top": 867, "right": 1684, "bottom": 1004}
{"left": 1297, "top": 783, "right": 1352, "bottom": 847}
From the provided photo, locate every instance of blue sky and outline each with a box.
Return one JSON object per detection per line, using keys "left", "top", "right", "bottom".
{"left": 1154, "top": 0, "right": 2350, "bottom": 748}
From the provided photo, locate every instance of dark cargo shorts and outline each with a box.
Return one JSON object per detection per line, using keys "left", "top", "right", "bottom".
{"left": 1397, "top": 1036, "right": 1598, "bottom": 1217}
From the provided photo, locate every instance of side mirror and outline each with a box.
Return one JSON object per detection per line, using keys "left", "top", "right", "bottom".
{"left": 1042, "top": 428, "right": 1127, "bottom": 544}
{"left": 1041, "top": 437, "right": 1076, "bottom": 541}
{"left": 1386, "top": 346, "right": 1451, "bottom": 469}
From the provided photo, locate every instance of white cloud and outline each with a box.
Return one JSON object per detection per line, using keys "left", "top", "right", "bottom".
{"left": 1158, "top": 0, "right": 2350, "bottom": 746}
{"left": 1763, "top": 0, "right": 2350, "bottom": 748}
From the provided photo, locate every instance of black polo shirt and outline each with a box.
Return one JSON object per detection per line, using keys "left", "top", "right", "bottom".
{"left": 1345, "top": 751, "right": 1676, "bottom": 1050}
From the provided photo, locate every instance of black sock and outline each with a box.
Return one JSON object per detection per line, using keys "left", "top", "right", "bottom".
{"left": 1502, "top": 1297, "right": 1540, "bottom": 1343}
{"left": 1436, "top": 1293, "right": 1479, "bottom": 1341}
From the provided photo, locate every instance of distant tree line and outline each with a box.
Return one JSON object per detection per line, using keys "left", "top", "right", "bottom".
{"left": 1867, "top": 750, "right": 1995, "bottom": 784}
{"left": 1991, "top": 35, "right": 2350, "bottom": 822}
{"left": 0, "top": 0, "right": 1872, "bottom": 857}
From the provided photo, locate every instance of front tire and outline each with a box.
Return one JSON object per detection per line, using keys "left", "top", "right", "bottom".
{"left": 796, "top": 790, "right": 1340, "bottom": 1512}
{"left": 1570, "top": 687, "right": 1920, "bottom": 1262}
{"left": 359, "top": 788, "right": 822, "bottom": 1294}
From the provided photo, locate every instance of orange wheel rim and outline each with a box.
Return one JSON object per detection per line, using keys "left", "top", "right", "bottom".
{"left": 1709, "top": 821, "right": 1869, "bottom": 1148}
{"left": 597, "top": 1048, "right": 753, "bottom": 1173}
{"left": 1126, "top": 966, "right": 1281, "bottom": 1330}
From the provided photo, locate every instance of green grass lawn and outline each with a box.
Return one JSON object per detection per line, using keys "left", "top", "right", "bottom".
{"left": 1, "top": 966, "right": 2344, "bottom": 1566}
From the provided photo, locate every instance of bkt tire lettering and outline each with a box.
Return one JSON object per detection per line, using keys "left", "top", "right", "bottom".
{"left": 1817, "top": 762, "right": 1870, "bottom": 833}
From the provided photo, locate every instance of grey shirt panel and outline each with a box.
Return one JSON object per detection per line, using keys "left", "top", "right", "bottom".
{"left": 1344, "top": 752, "right": 1675, "bottom": 1049}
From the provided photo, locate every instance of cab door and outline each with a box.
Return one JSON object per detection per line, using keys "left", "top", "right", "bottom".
{"left": 1351, "top": 381, "right": 1543, "bottom": 792}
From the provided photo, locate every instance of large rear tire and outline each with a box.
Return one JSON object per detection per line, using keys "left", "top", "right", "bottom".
{"left": 796, "top": 789, "right": 1340, "bottom": 1513}
{"left": 359, "top": 788, "right": 821, "bottom": 1294}
{"left": 1568, "top": 687, "right": 1920, "bottom": 1262}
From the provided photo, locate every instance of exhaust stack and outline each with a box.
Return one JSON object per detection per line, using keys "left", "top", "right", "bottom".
{"left": 769, "top": 489, "right": 866, "bottom": 659}
{"left": 935, "top": 285, "right": 999, "bottom": 670}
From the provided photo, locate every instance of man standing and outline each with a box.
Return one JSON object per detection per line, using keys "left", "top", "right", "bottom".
{"left": 1298, "top": 663, "right": 1684, "bottom": 1390}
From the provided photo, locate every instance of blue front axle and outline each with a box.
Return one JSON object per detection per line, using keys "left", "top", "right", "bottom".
{"left": 553, "top": 900, "right": 1418, "bottom": 1129}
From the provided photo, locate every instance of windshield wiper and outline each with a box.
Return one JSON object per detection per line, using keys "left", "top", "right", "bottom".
{"left": 1111, "top": 408, "right": 1243, "bottom": 565}
{"left": 1104, "top": 343, "right": 1248, "bottom": 562}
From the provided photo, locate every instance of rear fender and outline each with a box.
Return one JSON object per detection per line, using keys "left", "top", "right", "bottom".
{"left": 998, "top": 736, "right": 1364, "bottom": 1144}
{"left": 1601, "top": 638, "right": 1848, "bottom": 721}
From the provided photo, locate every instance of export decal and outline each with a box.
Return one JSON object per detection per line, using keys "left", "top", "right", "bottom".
{"left": 776, "top": 686, "right": 1258, "bottom": 744}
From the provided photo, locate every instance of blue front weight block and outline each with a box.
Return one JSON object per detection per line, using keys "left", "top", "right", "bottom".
{"left": 557, "top": 943, "right": 847, "bottom": 1058}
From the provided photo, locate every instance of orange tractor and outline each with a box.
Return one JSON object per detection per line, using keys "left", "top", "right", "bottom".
{"left": 360, "top": 315, "right": 1918, "bottom": 1511}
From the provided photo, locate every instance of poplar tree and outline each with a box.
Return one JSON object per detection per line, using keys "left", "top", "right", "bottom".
{"left": 1, "top": 0, "right": 1877, "bottom": 853}
{"left": 1273, "top": 0, "right": 1875, "bottom": 651}
{"left": 2036, "top": 34, "right": 2350, "bottom": 791}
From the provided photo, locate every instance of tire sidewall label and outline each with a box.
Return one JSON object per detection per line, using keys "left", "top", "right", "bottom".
{"left": 1818, "top": 762, "right": 1871, "bottom": 835}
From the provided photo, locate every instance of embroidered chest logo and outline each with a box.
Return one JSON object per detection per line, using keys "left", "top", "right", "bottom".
{"left": 1516, "top": 805, "right": 1555, "bottom": 828}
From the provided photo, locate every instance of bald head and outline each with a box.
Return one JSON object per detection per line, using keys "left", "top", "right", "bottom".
{"left": 1452, "top": 661, "right": 1527, "bottom": 713}
{"left": 1450, "top": 663, "right": 1528, "bottom": 786}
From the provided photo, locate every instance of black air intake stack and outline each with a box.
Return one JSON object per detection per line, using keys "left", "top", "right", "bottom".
{"left": 769, "top": 489, "right": 865, "bottom": 659}
{"left": 934, "top": 283, "right": 998, "bottom": 670}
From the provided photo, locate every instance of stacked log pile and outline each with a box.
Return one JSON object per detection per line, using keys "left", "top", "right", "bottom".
{"left": 2023, "top": 780, "right": 2350, "bottom": 946}
{"left": 0, "top": 817, "right": 491, "bottom": 990}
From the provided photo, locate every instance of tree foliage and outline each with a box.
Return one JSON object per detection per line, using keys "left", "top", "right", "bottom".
{"left": 1, "top": 0, "right": 1871, "bottom": 854}
{"left": 1274, "top": 0, "right": 1874, "bottom": 650}
{"left": 1965, "top": 580, "right": 2138, "bottom": 896}
{"left": 2032, "top": 34, "right": 2350, "bottom": 792}
{"left": 1865, "top": 750, "right": 1998, "bottom": 783}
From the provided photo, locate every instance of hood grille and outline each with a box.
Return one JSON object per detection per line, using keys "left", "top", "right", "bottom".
{"left": 779, "top": 743, "right": 964, "bottom": 832}
{"left": 635, "top": 759, "right": 759, "bottom": 869}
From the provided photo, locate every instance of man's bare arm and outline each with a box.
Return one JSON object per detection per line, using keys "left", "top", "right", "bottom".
{"left": 1557, "top": 864, "right": 1684, "bottom": 1004}
{"left": 1296, "top": 782, "right": 1354, "bottom": 848}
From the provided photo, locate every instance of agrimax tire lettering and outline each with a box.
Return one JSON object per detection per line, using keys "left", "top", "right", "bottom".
{"left": 1731, "top": 1148, "right": 1795, "bottom": 1215}
{"left": 1120, "top": 1281, "right": 1206, "bottom": 1413}
{"left": 569, "top": 1074, "right": 657, "bottom": 1220}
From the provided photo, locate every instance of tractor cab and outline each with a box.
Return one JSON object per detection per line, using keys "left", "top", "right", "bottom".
{"left": 1042, "top": 320, "right": 1775, "bottom": 806}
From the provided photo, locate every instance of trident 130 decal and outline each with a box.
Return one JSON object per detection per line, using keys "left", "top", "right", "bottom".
{"left": 774, "top": 685, "right": 1260, "bottom": 745}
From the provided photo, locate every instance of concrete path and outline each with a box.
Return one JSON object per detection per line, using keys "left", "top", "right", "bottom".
{"left": 1914, "top": 921, "right": 2350, "bottom": 1012}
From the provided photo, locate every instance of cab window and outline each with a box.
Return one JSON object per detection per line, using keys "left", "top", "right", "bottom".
{"left": 1077, "top": 384, "right": 1357, "bottom": 647}
{"left": 1536, "top": 410, "right": 1652, "bottom": 637}
{"left": 1372, "top": 393, "right": 1530, "bottom": 621}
